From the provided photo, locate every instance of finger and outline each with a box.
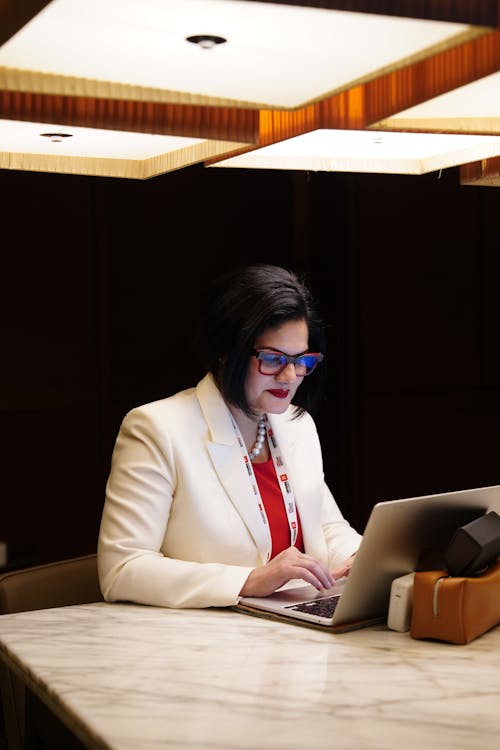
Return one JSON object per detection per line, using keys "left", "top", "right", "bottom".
{"left": 300, "top": 554, "right": 335, "bottom": 588}
{"left": 330, "top": 563, "right": 350, "bottom": 579}
{"left": 269, "top": 548, "right": 335, "bottom": 590}
{"left": 330, "top": 553, "right": 356, "bottom": 580}
{"left": 330, "top": 568, "right": 347, "bottom": 580}
{"left": 292, "top": 560, "right": 334, "bottom": 590}
{"left": 299, "top": 554, "right": 335, "bottom": 589}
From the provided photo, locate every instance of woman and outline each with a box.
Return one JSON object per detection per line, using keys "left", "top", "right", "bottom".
{"left": 98, "top": 264, "right": 361, "bottom": 608}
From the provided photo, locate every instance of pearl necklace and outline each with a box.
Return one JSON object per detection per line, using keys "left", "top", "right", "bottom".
{"left": 248, "top": 415, "right": 267, "bottom": 461}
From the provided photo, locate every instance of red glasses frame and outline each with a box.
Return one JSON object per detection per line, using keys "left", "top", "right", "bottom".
{"left": 252, "top": 349, "right": 324, "bottom": 376}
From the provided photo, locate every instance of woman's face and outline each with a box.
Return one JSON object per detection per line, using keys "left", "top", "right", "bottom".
{"left": 245, "top": 318, "right": 309, "bottom": 416}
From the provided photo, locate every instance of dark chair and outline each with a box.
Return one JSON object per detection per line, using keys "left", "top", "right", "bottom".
{"left": 0, "top": 554, "right": 103, "bottom": 749}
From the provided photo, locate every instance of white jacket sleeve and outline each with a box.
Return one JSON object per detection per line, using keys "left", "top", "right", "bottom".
{"left": 321, "top": 482, "right": 363, "bottom": 568}
{"left": 98, "top": 407, "right": 254, "bottom": 609}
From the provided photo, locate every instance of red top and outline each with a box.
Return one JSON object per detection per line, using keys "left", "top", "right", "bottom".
{"left": 252, "top": 458, "right": 304, "bottom": 559}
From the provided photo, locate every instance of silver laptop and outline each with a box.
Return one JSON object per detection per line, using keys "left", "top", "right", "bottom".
{"left": 237, "top": 484, "right": 500, "bottom": 630}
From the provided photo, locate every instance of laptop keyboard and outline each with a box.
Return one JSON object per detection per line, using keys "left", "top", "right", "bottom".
{"left": 285, "top": 594, "right": 340, "bottom": 619}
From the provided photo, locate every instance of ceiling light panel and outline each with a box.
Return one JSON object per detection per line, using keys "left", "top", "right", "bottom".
{"left": 374, "top": 71, "right": 500, "bottom": 133}
{"left": 210, "top": 129, "right": 500, "bottom": 174}
{"left": 0, "top": 0, "right": 485, "bottom": 110}
{"left": 0, "top": 119, "right": 247, "bottom": 179}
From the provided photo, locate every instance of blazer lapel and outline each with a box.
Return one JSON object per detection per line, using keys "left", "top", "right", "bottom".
{"left": 196, "top": 375, "right": 271, "bottom": 564}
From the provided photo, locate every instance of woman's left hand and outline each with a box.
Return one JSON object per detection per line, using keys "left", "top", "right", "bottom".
{"left": 330, "top": 553, "right": 356, "bottom": 580}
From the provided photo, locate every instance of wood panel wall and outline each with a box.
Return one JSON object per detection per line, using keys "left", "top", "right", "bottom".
{"left": 312, "top": 168, "right": 500, "bottom": 529}
{"left": 1, "top": 163, "right": 499, "bottom": 563}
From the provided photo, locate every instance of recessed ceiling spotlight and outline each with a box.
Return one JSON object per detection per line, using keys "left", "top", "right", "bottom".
{"left": 40, "top": 132, "right": 73, "bottom": 143}
{"left": 186, "top": 35, "right": 227, "bottom": 49}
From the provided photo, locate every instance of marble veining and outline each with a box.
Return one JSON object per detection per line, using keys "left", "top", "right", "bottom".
{"left": 0, "top": 602, "right": 499, "bottom": 749}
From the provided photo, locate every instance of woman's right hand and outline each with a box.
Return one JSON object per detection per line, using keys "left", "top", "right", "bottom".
{"left": 239, "top": 546, "right": 335, "bottom": 598}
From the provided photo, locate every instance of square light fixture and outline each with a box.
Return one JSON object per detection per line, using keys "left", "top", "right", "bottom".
{"left": 210, "top": 129, "right": 500, "bottom": 175}
{"left": 0, "top": 119, "right": 248, "bottom": 179}
{"left": 373, "top": 71, "right": 500, "bottom": 134}
{"left": 0, "top": 0, "right": 487, "bottom": 110}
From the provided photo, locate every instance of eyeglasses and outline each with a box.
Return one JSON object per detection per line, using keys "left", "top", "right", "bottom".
{"left": 252, "top": 349, "right": 324, "bottom": 376}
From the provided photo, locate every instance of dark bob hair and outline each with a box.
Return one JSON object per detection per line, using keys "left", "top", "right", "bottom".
{"left": 198, "top": 263, "right": 326, "bottom": 417}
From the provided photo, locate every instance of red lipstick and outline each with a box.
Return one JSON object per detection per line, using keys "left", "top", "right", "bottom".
{"left": 267, "top": 389, "right": 289, "bottom": 399}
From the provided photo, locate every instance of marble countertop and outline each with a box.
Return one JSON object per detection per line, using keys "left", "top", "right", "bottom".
{"left": 0, "top": 602, "right": 499, "bottom": 750}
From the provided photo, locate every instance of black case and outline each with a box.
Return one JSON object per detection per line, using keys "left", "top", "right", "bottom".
{"left": 444, "top": 511, "right": 500, "bottom": 576}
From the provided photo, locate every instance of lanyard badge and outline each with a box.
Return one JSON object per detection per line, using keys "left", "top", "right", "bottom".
{"left": 230, "top": 414, "right": 299, "bottom": 561}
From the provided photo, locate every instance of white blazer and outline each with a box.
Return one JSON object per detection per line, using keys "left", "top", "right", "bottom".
{"left": 98, "top": 374, "right": 362, "bottom": 608}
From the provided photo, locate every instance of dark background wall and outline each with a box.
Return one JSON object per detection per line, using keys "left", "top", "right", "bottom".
{"left": 1, "top": 163, "right": 499, "bottom": 565}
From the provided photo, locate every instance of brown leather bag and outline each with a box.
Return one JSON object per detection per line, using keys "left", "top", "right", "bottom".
{"left": 410, "top": 560, "right": 500, "bottom": 644}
